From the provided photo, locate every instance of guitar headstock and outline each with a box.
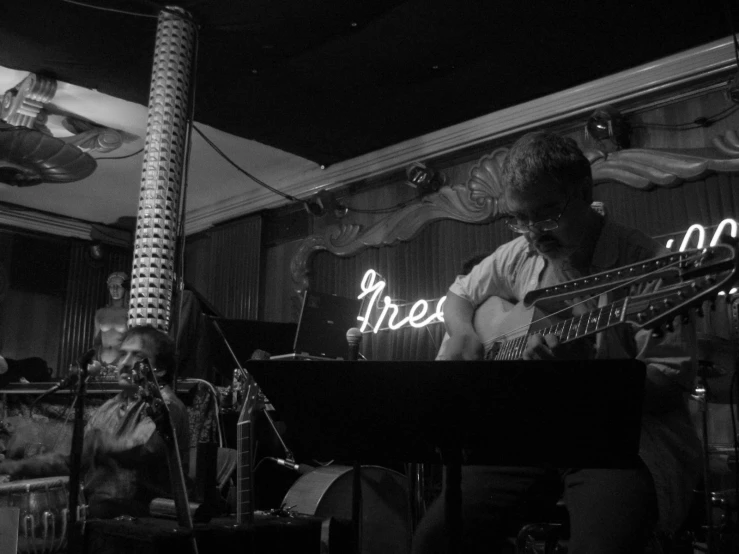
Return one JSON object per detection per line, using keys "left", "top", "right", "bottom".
{"left": 625, "top": 241, "right": 739, "bottom": 333}
{"left": 524, "top": 240, "right": 738, "bottom": 308}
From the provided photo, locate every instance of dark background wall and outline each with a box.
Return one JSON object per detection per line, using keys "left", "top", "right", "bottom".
{"left": 1, "top": 87, "right": 738, "bottom": 371}
{"left": 0, "top": 229, "right": 130, "bottom": 377}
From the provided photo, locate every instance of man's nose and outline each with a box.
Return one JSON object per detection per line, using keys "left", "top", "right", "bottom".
{"left": 526, "top": 225, "right": 545, "bottom": 239}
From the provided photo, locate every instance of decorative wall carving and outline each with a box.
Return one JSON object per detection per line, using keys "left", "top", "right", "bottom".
{"left": 291, "top": 130, "right": 739, "bottom": 293}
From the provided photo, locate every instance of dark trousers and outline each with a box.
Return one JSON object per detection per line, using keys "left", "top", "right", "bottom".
{"left": 411, "top": 464, "right": 657, "bottom": 554}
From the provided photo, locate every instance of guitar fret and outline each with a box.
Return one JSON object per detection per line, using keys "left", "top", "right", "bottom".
{"left": 596, "top": 306, "right": 608, "bottom": 331}
{"left": 563, "top": 316, "right": 574, "bottom": 340}
{"left": 489, "top": 295, "right": 652, "bottom": 360}
{"left": 515, "top": 336, "right": 526, "bottom": 359}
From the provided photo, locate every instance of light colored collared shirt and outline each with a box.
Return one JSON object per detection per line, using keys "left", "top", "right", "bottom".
{"left": 448, "top": 217, "right": 702, "bottom": 534}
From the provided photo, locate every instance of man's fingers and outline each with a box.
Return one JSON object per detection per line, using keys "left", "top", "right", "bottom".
{"left": 523, "top": 334, "right": 555, "bottom": 360}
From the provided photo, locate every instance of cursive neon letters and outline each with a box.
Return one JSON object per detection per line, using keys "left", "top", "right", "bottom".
{"left": 357, "top": 269, "right": 445, "bottom": 333}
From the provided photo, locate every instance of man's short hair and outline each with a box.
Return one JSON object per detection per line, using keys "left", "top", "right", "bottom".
{"left": 122, "top": 325, "right": 176, "bottom": 383}
{"left": 501, "top": 131, "right": 592, "bottom": 196}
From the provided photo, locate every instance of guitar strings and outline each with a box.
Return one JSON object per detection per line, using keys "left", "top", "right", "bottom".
{"left": 493, "top": 253, "right": 700, "bottom": 349}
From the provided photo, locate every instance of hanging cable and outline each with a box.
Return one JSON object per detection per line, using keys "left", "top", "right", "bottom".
{"left": 192, "top": 124, "right": 303, "bottom": 204}
{"left": 632, "top": 104, "right": 739, "bottom": 131}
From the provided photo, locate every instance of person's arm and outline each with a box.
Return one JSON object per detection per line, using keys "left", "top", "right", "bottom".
{"left": 86, "top": 419, "right": 165, "bottom": 467}
{"left": 438, "top": 291, "right": 484, "bottom": 360}
{"left": 88, "top": 392, "right": 190, "bottom": 467}
{"left": 0, "top": 452, "right": 70, "bottom": 479}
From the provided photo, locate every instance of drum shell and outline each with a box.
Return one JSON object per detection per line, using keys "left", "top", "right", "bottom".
{"left": 283, "top": 465, "right": 410, "bottom": 554}
{"left": 0, "top": 476, "right": 86, "bottom": 554}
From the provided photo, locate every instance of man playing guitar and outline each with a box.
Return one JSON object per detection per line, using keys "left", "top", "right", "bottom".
{"left": 414, "top": 131, "right": 703, "bottom": 554}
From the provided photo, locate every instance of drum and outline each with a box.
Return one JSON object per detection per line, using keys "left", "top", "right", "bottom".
{"left": 0, "top": 476, "right": 86, "bottom": 554}
{"left": 282, "top": 465, "right": 411, "bottom": 554}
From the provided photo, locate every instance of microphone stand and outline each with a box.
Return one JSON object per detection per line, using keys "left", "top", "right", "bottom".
{"left": 67, "top": 362, "right": 89, "bottom": 552}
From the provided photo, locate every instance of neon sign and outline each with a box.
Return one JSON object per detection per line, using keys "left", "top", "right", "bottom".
{"left": 357, "top": 269, "right": 445, "bottom": 333}
{"left": 356, "top": 218, "right": 739, "bottom": 334}
{"left": 669, "top": 218, "right": 737, "bottom": 251}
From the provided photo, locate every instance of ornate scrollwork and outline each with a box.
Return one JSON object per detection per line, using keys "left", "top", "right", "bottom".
{"left": 291, "top": 147, "right": 509, "bottom": 292}
{"left": 586, "top": 129, "right": 739, "bottom": 189}
{"left": 292, "top": 131, "right": 739, "bottom": 293}
{"left": 1, "top": 73, "right": 56, "bottom": 129}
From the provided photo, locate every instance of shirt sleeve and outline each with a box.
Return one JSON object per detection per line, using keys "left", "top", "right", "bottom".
{"left": 449, "top": 239, "right": 524, "bottom": 306}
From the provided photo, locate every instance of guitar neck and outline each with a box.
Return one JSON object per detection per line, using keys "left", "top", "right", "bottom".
{"left": 489, "top": 297, "right": 628, "bottom": 360}
{"left": 236, "top": 376, "right": 258, "bottom": 524}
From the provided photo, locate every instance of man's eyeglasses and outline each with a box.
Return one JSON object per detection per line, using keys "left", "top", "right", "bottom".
{"left": 505, "top": 192, "right": 574, "bottom": 234}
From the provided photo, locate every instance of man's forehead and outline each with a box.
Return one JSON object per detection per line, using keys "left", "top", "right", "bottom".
{"left": 505, "top": 188, "right": 563, "bottom": 214}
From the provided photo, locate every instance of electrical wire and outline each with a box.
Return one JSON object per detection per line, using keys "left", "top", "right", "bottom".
{"left": 60, "top": 0, "right": 158, "bottom": 19}
{"left": 632, "top": 105, "right": 739, "bottom": 131}
{"left": 60, "top": 0, "right": 198, "bottom": 24}
{"left": 171, "top": 17, "right": 200, "bottom": 395}
{"left": 191, "top": 124, "right": 302, "bottom": 204}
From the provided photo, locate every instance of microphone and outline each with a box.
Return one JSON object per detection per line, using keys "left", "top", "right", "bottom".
{"left": 271, "top": 457, "right": 314, "bottom": 474}
{"left": 33, "top": 349, "right": 101, "bottom": 404}
{"left": 346, "top": 327, "right": 362, "bottom": 361}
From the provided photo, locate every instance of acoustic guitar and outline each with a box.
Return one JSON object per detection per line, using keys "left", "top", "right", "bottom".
{"left": 462, "top": 242, "right": 739, "bottom": 361}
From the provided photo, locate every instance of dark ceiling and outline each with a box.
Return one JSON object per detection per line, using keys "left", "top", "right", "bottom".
{"left": 0, "top": 0, "right": 734, "bottom": 166}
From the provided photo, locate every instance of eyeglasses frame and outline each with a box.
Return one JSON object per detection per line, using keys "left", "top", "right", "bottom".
{"left": 505, "top": 190, "right": 577, "bottom": 234}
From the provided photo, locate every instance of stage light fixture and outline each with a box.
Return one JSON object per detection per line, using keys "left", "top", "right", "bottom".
{"left": 405, "top": 162, "right": 445, "bottom": 196}
{"left": 585, "top": 106, "right": 630, "bottom": 150}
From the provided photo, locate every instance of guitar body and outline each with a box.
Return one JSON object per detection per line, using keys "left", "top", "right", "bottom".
{"left": 439, "top": 242, "right": 738, "bottom": 361}
{"left": 473, "top": 296, "right": 561, "bottom": 357}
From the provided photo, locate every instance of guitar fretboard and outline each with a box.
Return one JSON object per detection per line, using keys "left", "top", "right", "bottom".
{"left": 236, "top": 378, "right": 257, "bottom": 524}
{"left": 487, "top": 297, "right": 629, "bottom": 360}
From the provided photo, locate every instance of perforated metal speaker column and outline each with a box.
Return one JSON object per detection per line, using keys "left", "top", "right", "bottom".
{"left": 128, "top": 7, "right": 195, "bottom": 330}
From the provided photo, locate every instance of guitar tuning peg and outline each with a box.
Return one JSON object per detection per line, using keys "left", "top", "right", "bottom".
{"left": 651, "top": 327, "right": 664, "bottom": 339}
{"left": 664, "top": 321, "right": 674, "bottom": 333}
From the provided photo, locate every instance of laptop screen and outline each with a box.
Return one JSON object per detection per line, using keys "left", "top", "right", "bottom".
{"left": 291, "top": 290, "right": 363, "bottom": 359}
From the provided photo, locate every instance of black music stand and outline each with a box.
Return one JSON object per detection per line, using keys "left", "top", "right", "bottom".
{"left": 246, "top": 360, "right": 646, "bottom": 553}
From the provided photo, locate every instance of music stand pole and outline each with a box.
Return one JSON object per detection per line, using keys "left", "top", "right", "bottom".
{"left": 441, "top": 448, "right": 462, "bottom": 554}
{"left": 67, "top": 363, "right": 89, "bottom": 552}
{"left": 352, "top": 461, "right": 363, "bottom": 554}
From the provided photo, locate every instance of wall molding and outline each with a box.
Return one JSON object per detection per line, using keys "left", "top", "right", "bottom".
{"left": 185, "top": 36, "right": 739, "bottom": 235}
{"left": 0, "top": 204, "right": 130, "bottom": 247}
{"left": 291, "top": 129, "right": 739, "bottom": 293}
